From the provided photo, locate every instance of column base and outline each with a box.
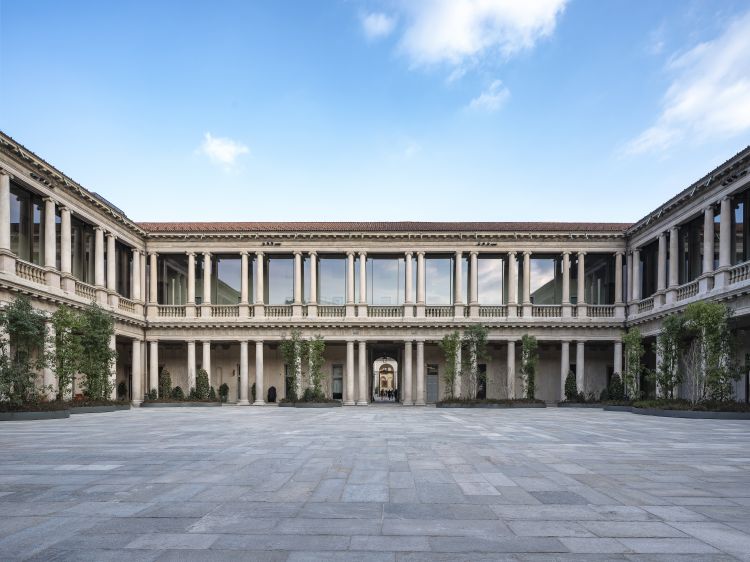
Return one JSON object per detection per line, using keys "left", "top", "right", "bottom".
{"left": 665, "top": 288, "right": 677, "bottom": 305}
{"left": 60, "top": 274, "right": 75, "bottom": 293}
{"left": 415, "top": 304, "right": 425, "bottom": 318}
{"left": 415, "top": 400, "right": 426, "bottom": 406}
{"left": 401, "top": 400, "right": 414, "bottom": 406}
{"left": 131, "top": 400, "right": 142, "bottom": 407}
{"left": 185, "top": 304, "right": 196, "bottom": 318}
{"left": 108, "top": 293, "right": 119, "bottom": 308}
{"left": 562, "top": 304, "right": 572, "bottom": 318}
{"left": 522, "top": 304, "right": 532, "bottom": 317}
{"left": 357, "top": 304, "right": 368, "bottom": 317}
{"left": 469, "top": 304, "right": 479, "bottom": 318}
{"left": 345, "top": 304, "right": 356, "bottom": 317}
{"left": 45, "top": 269, "right": 60, "bottom": 289}
{"left": 293, "top": 304, "right": 304, "bottom": 317}
{"left": 356, "top": 400, "right": 368, "bottom": 406}
{"left": 714, "top": 269, "right": 730, "bottom": 289}
{"left": 237, "top": 399, "right": 250, "bottom": 406}
{"left": 0, "top": 250, "right": 16, "bottom": 274}
{"left": 615, "top": 304, "right": 626, "bottom": 319}
{"left": 147, "top": 304, "right": 158, "bottom": 319}
{"left": 506, "top": 304, "right": 517, "bottom": 318}
{"left": 453, "top": 304, "right": 465, "bottom": 318}
{"left": 253, "top": 399, "right": 266, "bottom": 406}
{"left": 201, "top": 304, "right": 211, "bottom": 318}
{"left": 576, "top": 305, "right": 587, "bottom": 318}
{"left": 654, "top": 292, "right": 665, "bottom": 307}
{"left": 96, "top": 288, "right": 108, "bottom": 305}
{"left": 307, "top": 304, "right": 318, "bottom": 318}
{"left": 403, "top": 304, "right": 414, "bottom": 318}
{"left": 343, "top": 400, "right": 356, "bottom": 406}
{"left": 698, "top": 274, "right": 714, "bottom": 293}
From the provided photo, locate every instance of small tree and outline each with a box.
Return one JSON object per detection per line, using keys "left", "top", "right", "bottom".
{"left": 654, "top": 314, "right": 683, "bottom": 399}
{"left": 622, "top": 328, "right": 644, "bottom": 400}
{"left": 564, "top": 370, "right": 577, "bottom": 401}
{"left": 439, "top": 331, "right": 461, "bottom": 399}
{"left": 682, "top": 302, "right": 738, "bottom": 404}
{"left": 195, "top": 368, "right": 210, "bottom": 400}
{"left": 51, "top": 305, "right": 82, "bottom": 401}
{"left": 77, "top": 304, "right": 117, "bottom": 400}
{"left": 0, "top": 296, "right": 48, "bottom": 406}
{"left": 280, "top": 329, "right": 304, "bottom": 401}
{"left": 305, "top": 336, "right": 326, "bottom": 398}
{"left": 159, "top": 368, "right": 172, "bottom": 398}
{"left": 608, "top": 373, "right": 625, "bottom": 400}
{"left": 462, "top": 324, "right": 488, "bottom": 399}
{"left": 520, "top": 335, "right": 538, "bottom": 400}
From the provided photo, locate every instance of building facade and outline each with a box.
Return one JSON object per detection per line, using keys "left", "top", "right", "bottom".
{"left": 1, "top": 131, "right": 749, "bottom": 405}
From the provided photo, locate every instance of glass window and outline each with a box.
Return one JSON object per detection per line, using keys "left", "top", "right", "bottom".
{"left": 530, "top": 255, "right": 561, "bottom": 304}
{"left": 115, "top": 241, "right": 132, "bottom": 298}
{"left": 318, "top": 256, "right": 346, "bottom": 305}
{"left": 478, "top": 256, "right": 504, "bottom": 305}
{"left": 9, "top": 183, "right": 45, "bottom": 265}
{"left": 585, "top": 254, "right": 615, "bottom": 304}
{"left": 158, "top": 254, "right": 188, "bottom": 305}
{"left": 367, "top": 257, "right": 405, "bottom": 305}
{"left": 70, "top": 216, "right": 95, "bottom": 284}
{"left": 302, "top": 256, "right": 310, "bottom": 303}
{"left": 332, "top": 364, "right": 343, "bottom": 399}
{"left": 639, "top": 241, "right": 658, "bottom": 299}
{"left": 425, "top": 256, "right": 452, "bottom": 305}
{"left": 266, "top": 256, "right": 293, "bottom": 305}
{"left": 732, "top": 189, "right": 749, "bottom": 264}
{"left": 214, "top": 255, "right": 241, "bottom": 304}
{"left": 678, "top": 214, "right": 703, "bottom": 284}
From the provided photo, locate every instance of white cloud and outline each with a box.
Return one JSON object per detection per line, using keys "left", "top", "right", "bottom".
{"left": 396, "top": 0, "right": 567, "bottom": 67}
{"left": 197, "top": 133, "right": 249, "bottom": 168}
{"left": 467, "top": 80, "right": 510, "bottom": 112}
{"left": 361, "top": 12, "right": 396, "bottom": 40}
{"left": 625, "top": 11, "right": 750, "bottom": 155}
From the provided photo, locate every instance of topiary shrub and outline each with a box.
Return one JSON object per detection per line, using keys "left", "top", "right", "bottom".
{"left": 146, "top": 388, "right": 157, "bottom": 400}
{"left": 209, "top": 386, "right": 217, "bottom": 401}
{"left": 302, "top": 387, "right": 326, "bottom": 402}
{"left": 117, "top": 381, "right": 127, "bottom": 400}
{"left": 564, "top": 370, "right": 577, "bottom": 401}
{"left": 171, "top": 386, "right": 184, "bottom": 400}
{"left": 159, "top": 369, "right": 172, "bottom": 399}
{"left": 608, "top": 373, "right": 624, "bottom": 401}
{"left": 195, "top": 368, "right": 210, "bottom": 400}
{"left": 599, "top": 387, "right": 609, "bottom": 401}
{"left": 219, "top": 383, "right": 229, "bottom": 403}
{"left": 251, "top": 382, "right": 256, "bottom": 402}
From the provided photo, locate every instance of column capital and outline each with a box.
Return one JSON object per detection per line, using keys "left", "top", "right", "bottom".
{"left": 202, "top": 251, "right": 211, "bottom": 257}
{"left": 670, "top": 225, "right": 679, "bottom": 233}
{"left": 469, "top": 250, "right": 478, "bottom": 257}
{"left": 615, "top": 250, "right": 625, "bottom": 256}
{"left": 416, "top": 251, "right": 425, "bottom": 257}
{"left": 255, "top": 339, "right": 264, "bottom": 344}
{"left": 255, "top": 250, "right": 264, "bottom": 258}
{"left": 186, "top": 251, "right": 196, "bottom": 257}
{"left": 186, "top": 339, "right": 196, "bottom": 344}
{"left": 576, "top": 339, "right": 587, "bottom": 344}
{"left": 721, "top": 195, "right": 731, "bottom": 202}
{"left": 415, "top": 338, "right": 425, "bottom": 344}
{"left": 562, "top": 250, "right": 571, "bottom": 256}
{"left": 405, "top": 251, "right": 413, "bottom": 258}
{"left": 293, "top": 250, "right": 303, "bottom": 256}
{"left": 43, "top": 196, "right": 55, "bottom": 204}
{"left": 308, "top": 250, "right": 317, "bottom": 257}
{"left": 0, "top": 167, "right": 15, "bottom": 179}
{"left": 346, "top": 250, "right": 355, "bottom": 258}
{"left": 576, "top": 251, "right": 586, "bottom": 257}
{"left": 358, "top": 251, "right": 367, "bottom": 258}
{"left": 522, "top": 250, "right": 532, "bottom": 257}
{"left": 148, "top": 251, "right": 158, "bottom": 257}
{"left": 105, "top": 231, "right": 116, "bottom": 240}
{"left": 455, "top": 249, "right": 463, "bottom": 256}
{"left": 239, "top": 250, "right": 249, "bottom": 257}
{"left": 507, "top": 250, "right": 517, "bottom": 257}
{"left": 94, "top": 225, "right": 104, "bottom": 233}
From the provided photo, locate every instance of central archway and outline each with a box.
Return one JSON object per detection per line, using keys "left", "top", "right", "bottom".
{"left": 372, "top": 356, "right": 398, "bottom": 402}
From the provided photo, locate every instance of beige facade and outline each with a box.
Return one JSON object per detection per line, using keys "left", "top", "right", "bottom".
{"left": 1, "top": 132, "right": 749, "bottom": 405}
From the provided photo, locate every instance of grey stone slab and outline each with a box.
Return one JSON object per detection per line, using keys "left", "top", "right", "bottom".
{"left": 350, "top": 535, "right": 431, "bottom": 551}
{"left": 289, "top": 553, "right": 393, "bottom": 562}
{"left": 428, "top": 536, "right": 565, "bottom": 553}
{"left": 617, "top": 538, "right": 720, "bottom": 554}
{"left": 275, "top": 517, "right": 382, "bottom": 535}
{"left": 581, "top": 521, "right": 688, "bottom": 538}
{"left": 669, "top": 521, "right": 750, "bottom": 560}
{"left": 126, "top": 532, "right": 220, "bottom": 550}
{"left": 382, "top": 518, "right": 511, "bottom": 537}
{"left": 507, "top": 520, "right": 594, "bottom": 537}
{"left": 157, "top": 551, "right": 286, "bottom": 562}
{"left": 342, "top": 484, "right": 389, "bottom": 502}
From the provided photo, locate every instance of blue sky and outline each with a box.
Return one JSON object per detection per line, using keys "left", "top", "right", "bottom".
{"left": 1, "top": 0, "right": 749, "bottom": 223}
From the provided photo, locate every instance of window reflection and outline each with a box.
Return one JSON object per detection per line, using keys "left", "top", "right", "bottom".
{"left": 318, "top": 256, "right": 346, "bottom": 305}
{"left": 425, "top": 256, "right": 452, "bottom": 305}
{"left": 530, "top": 255, "right": 561, "bottom": 304}
{"left": 478, "top": 256, "right": 504, "bottom": 305}
{"left": 214, "top": 255, "right": 241, "bottom": 304}
{"left": 266, "top": 256, "right": 293, "bottom": 305}
{"left": 367, "top": 257, "right": 405, "bottom": 305}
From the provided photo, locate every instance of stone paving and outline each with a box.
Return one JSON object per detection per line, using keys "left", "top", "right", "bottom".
{"left": 1, "top": 406, "right": 750, "bottom": 561}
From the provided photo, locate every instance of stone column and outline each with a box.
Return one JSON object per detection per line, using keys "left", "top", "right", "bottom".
{"left": 615, "top": 251, "right": 625, "bottom": 318}
{"left": 507, "top": 252, "right": 518, "bottom": 318}
{"left": 43, "top": 197, "right": 60, "bottom": 287}
{"left": 632, "top": 248, "right": 641, "bottom": 303}
{"left": 308, "top": 251, "right": 318, "bottom": 317}
{"left": 469, "top": 251, "right": 478, "bottom": 318}
{"left": 358, "top": 252, "right": 367, "bottom": 316}
{"left": 561, "top": 252, "right": 571, "bottom": 318}
{"left": 522, "top": 251, "right": 531, "bottom": 317}
{"left": 403, "top": 340, "right": 413, "bottom": 405}
{"left": 109, "top": 333, "right": 117, "bottom": 400}
{"left": 59, "top": 206, "right": 74, "bottom": 292}
{"left": 140, "top": 252, "right": 146, "bottom": 305}
{"left": 454, "top": 251, "right": 464, "bottom": 316}
{"left": 0, "top": 171, "right": 13, "bottom": 274}
{"left": 657, "top": 233, "right": 667, "bottom": 305}
{"left": 131, "top": 248, "right": 141, "bottom": 301}
{"left": 507, "top": 340, "right": 516, "bottom": 399}
{"left": 577, "top": 252, "right": 586, "bottom": 317}
{"left": 187, "top": 340, "right": 196, "bottom": 392}
{"left": 149, "top": 340, "right": 159, "bottom": 395}
{"left": 357, "top": 340, "right": 367, "bottom": 405}
{"left": 346, "top": 251, "right": 355, "bottom": 317}
{"left": 239, "top": 251, "right": 250, "bottom": 317}
{"left": 94, "top": 227, "right": 106, "bottom": 303}
{"left": 254, "top": 340, "right": 265, "bottom": 405}
{"left": 132, "top": 339, "right": 142, "bottom": 405}
{"left": 667, "top": 226, "right": 679, "bottom": 302}
{"left": 716, "top": 196, "right": 732, "bottom": 287}
{"left": 625, "top": 252, "right": 633, "bottom": 302}
{"left": 255, "top": 251, "right": 265, "bottom": 317}
{"left": 293, "top": 250, "right": 303, "bottom": 317}
{"left": 404, "top": 252, "right": 413, "bottom": 318}
{"left": 106, "top": 233, "right": 117, "bottom": 306}
{"left": 345, "top": 340, "right": 355, "bottom": 405}
{"left": 700, "top": 206, "right": 715, "bottom": 292}
{"left": 202, "top": 341, "right": 211, "bottom": 387}
{"left": 186, "top": 252, "right": 196, "bottom": 317}
{"left": 202, "top": 252, "right": 211, "bottom": 317}
{"left": 415, "top": 339, "right": 425, "bottom": 405}
{"left": 560, "top": 340, "right": 570, "bottom": 401}
{"left": 416, "top": 252, "right": 425, "bottom": 318}
{"left": 238, "top": 340, "right": 249, "bottom": 405}
{"left": 148, "top": 252, "right": 158, "bottom": 317}
{"left": 613, "top": 340, "right": 623, "bottom": 375}
{"left": 576, "top": 341, "right": 585, "bottom": 393}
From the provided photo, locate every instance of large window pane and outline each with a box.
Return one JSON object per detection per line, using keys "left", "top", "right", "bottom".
{"left": 478, "top": 256, "right": 504, "bottom": 305}
{"left": 9, "top": 183, "right": 44, "bottom": 265}
{"left": 530, "top": 256, "right": 560, "bottom": 304}
{"left": 214, "top": 255, "right": 241, "bottom": 304}
{"left": 266, "top": 256, "right": 293, "bottom": 305}
{"left": 115, "top": 241, "right": 132, "bottom": 298}
{"left": 319, "top": 257, "right": 346, "bottom": 305}
{"left": 367, "top": 257, "right": 405, "bottom": 305}
{"left": 425, "top": 256, "right": 452, "bottom": 305}
{"left": 732, "top": 189, "right": 749, "bottom": 264}
{"left": 158, "top": 254, "right": 187, "bottom": 305}
{"left": 585, "top": 254, "right": 615, "bottom": 304}
{"left": 639, "top": 241, "right": 658, "bottom": 299}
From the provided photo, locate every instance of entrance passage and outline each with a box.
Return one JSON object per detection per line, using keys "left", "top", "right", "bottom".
{"left": 372, "top": 356, "right": 398, "bottom": 402}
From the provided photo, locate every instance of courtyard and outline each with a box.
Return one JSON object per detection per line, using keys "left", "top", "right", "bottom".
{"left": 1, "top": 407, "right": 749, "bottom": 561}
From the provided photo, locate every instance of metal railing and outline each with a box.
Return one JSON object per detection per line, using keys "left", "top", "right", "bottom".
{"left": 15, "top": 260, "right": 45, "bottom": 284}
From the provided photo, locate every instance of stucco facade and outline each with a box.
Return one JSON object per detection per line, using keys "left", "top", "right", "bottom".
{"left": 1, "top": 131, "right": 748, "bottom": 405}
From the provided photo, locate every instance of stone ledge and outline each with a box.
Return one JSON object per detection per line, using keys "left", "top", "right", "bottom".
{"left": 140, "top": 402, "right": 222, "bottom": 408}
{"left": 0, "top": 409, "right": 70, "bottom": 421}
{"left": 436, "top": 402, "right": 546, "bottom": 409}
{"left": 603, "top": 405, "right": 750, "bottom": 419}
{"left": 70, "top": 404, "right": 131, "bottom": 414}
{"left": 279, "top": 402, "right": 342, "bottom": 408}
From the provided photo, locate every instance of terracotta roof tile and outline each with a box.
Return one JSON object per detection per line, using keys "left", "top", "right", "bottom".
{"left": 137, "top": 221, "right": 631, "bottom": 233}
